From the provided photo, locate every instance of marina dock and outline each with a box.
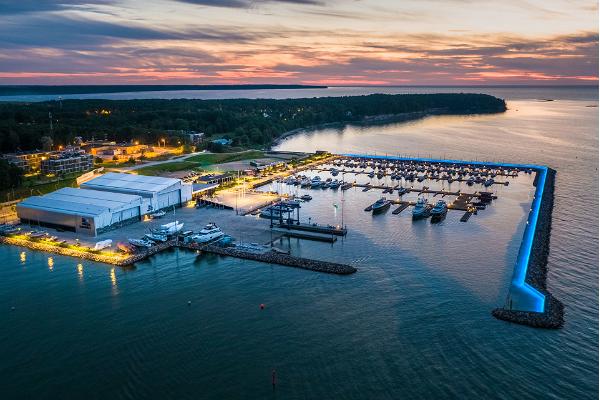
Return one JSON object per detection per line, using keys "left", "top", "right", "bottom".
{"left": 272, "top": 228, "right": 338, "bottom": 243}
{"left": 274, "top": 221, "right": 347, "bottom": 236}
{"left": 1, "top": 152, "right": 555, "bottom": 319}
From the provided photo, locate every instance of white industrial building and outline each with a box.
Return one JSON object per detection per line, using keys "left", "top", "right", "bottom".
{"left": 17, "top": 187, "right": 143, "bottom": 236}
{"left": 81, "top": 172, "right": 192, "bottom": 214}
{"left": 17, "top": 173, "right": 193, "bottom": 236}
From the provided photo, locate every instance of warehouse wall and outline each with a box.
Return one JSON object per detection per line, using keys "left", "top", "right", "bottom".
{"left": 17, "top": 206, "right": 98, "bottom": 236}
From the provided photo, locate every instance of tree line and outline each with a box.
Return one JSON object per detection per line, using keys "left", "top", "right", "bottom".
{"left": 0, "top": 93, "right": 506, "bottom": 152}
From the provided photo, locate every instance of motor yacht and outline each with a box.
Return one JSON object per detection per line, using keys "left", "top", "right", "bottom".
{"left": 310, "top": 176, "right": 322, "bottom": 188}
{"left": 430, "top": 200, "right": 448, "bottom": 223}
{"left": 156, "top": 221, "right": 184, "bottom": 235}
{"left": 191, "top": 223, "right": 225, "bottom": 243}
{"left": 371, "top": 197, "right": 391, "bottom": 213}
{"left": 412, "top": 197, "right": 430, "bottom": 219}
{"left": 329, "top": 180, "right": 341, "bottom": 189}
{"left": 129, "top": 238, "right": 153, "bottom": 248}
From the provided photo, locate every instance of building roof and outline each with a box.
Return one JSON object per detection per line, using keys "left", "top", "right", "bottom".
{"left": 18, "top": 196, "right": 108, "bottom": 218}
{"left": 17, "top": 187, "right": 142, "bottom": 217}
{"left": 48, "top": 188, "right": 141, "bottom": 210}
{"left": 81, "top": 172, "right": 181, "bottom": 195}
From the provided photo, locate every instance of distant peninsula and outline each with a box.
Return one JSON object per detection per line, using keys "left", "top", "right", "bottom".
{"left": 0, "top": 84, "right": 328, "bottom": 97}
{"left": 0, "top": 93, "right": 506, "bottom": 152}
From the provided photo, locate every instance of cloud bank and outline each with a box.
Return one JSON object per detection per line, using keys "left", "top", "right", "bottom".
{"left": 0, "top": 0, "right": 596, "bottom": 84}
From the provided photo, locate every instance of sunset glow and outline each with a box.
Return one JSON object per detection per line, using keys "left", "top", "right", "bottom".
{"left": 0, "top": 0, "right": 597, "bottom": 85}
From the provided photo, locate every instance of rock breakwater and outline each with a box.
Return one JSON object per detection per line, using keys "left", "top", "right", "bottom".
{"left": 492, "top": 168, "right": 564, "bottom": 329}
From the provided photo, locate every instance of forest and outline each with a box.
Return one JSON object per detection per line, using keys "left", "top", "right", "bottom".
{"left": 0, "top": 93, "right": 506, "bottom": 152}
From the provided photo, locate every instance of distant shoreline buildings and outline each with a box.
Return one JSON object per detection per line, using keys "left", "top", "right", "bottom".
{"left": 1, "top": 147, "right": 93, "bottom": 175}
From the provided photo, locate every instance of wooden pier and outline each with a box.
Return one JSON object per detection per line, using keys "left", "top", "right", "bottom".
{"left": 460, "top": 212, "right": 473, "bottom": 222}
{"left": 275, "top": 222, "right": 347, "bottom": 236}
{"left": 392, "top": 203, "right": 410, "bottom": 214}
{"left": 273, "top": 228, "right": 337, "bottom": 243}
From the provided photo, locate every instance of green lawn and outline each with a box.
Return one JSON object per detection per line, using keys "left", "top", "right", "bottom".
{"left": 185, "top": 150, "right": 264, "bottom": 165}
{"left": 136, "top": 151, "right": 265, "bottom": 176}
{"left": 136, "top": 161, "right": 198, "bottom": 176}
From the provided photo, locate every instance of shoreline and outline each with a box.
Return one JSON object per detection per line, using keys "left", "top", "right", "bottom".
{"left": 0, "top": 236, "right": 357, "bottom": 275}
{"left": 271, "top": 108, "right": 502, "bottom": 148}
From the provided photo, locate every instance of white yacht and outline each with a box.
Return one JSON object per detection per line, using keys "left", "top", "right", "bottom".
{"left": 310, "top": 176, "right": 322, "bottom": 188}
{"left": 129, "top": 238, "right": 153, "bottom": 248}
{"left": 329, "top": 179, "right": 341, "bottom": 189}
{"left": 430, "top": 200, "right": 448, "bottom": 222}
{"left": 300, "top": 177, "right": 311, "bottom": 187}
{"left": 156, "top": 220, "right": 184, "bottom": 235}
{"left": 191, "top": 223, "right": 225, "bottom": 243}
{"left": 145, "top": 232, "right": 168, "bottom": 242}
{"left": 412, "top": 197, "right": 430, "bottom": 219}
{"left": 150, "top": 210, "right": 166, "bottom": 219}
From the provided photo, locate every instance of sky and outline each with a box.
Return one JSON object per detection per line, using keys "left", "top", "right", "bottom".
{"left": 0, "top": 0, "right": 597, "bottom": 85}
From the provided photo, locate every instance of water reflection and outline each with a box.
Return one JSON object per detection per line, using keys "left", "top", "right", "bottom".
{"left": 110, "top": 268, "right": 118, "bottom": 295}
{"left": 47, "top": 257, "right": 54, "bottom": 271}
{"left": 77, "top": 264, "right": 84, "bottom": 280}
{"left": 20, "top": 251, "right": 26, "bottom": 264}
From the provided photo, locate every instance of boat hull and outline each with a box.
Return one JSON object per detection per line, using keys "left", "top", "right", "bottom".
{"left": 372, "top": 202, "right": 391, "bottom": 214}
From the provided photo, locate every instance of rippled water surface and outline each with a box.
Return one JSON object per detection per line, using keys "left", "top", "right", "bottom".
{"left": 0, "top": 87, "right": 597, "bottom": 399}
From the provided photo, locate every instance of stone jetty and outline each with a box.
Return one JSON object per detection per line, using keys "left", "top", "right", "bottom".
{"left": 492, "top": 168, "right": 564, "bottom": 329}
{"left": 178, "top": 242, "right": 357, "bottom": 275}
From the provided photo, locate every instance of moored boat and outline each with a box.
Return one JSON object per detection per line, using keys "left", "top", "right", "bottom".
{"left": 371, "top": 197, "right": 392, "bottom": 213}
{"left": 191, "top": 223, "right": 225, "bottom": 243}
{"left": 412, "top": 197, "right": 430, "bottom": 219}
{"left": 145, "top": 232, "right": 168, "bottom": 242}
{"left": 150, "top": 210, "right": 166, "bottom": 219}
{"left": 430, "top": 200, "right": 448, "bottom": 223}
{"left": 310, "top": 176, "right": 322, "bottom": 188}
{"left": 156, "top": 220, "right": 184, "bottom": 235}
{"left": 129, "top": 238, "right": 153, "bottom": 248}
{"left": 329, "top": 180, "right": 341, "bottom": 189}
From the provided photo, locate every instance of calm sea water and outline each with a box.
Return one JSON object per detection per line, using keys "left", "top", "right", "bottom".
{"left": 0, "top": 86, "right": 597, "bottom": 399}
